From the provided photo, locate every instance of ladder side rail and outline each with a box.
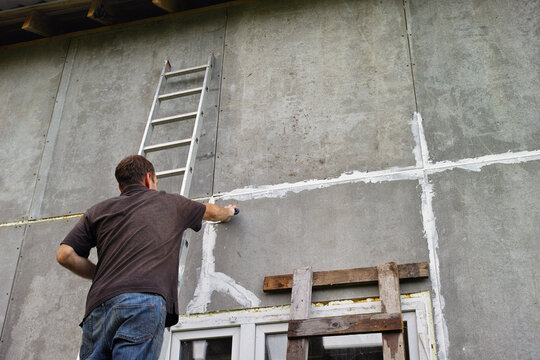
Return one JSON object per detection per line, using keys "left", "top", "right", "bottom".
{"left": 138, "top": 60, "right": 171, "bottom": 156}
{"left": 179, "top": 52, "right": 214, "bottom": 197}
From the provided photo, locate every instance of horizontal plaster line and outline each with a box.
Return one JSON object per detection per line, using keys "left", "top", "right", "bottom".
{"left": 217, "top": 166, "right": 424, "bottom": 201}
{"left": 425, "top": 149, "right": 540, "bottom": 174}
{"left": 0, "top": 214, "right": 82, "bottom": 228}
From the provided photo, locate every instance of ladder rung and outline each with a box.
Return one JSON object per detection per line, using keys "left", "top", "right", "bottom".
{"left": 144, "top": 138, "right": 192, "bottom": 153}
{"left": 159, "top": 87, "right": 203, "bottom": 101}
{"left": 152, "top": 112, "right": 197, "bottom": 126}
{"left": 165, "top": 65, "right": 207, "bottom": 78}
{"left": 156, "top": 167, "right": 186, "bottom": 179}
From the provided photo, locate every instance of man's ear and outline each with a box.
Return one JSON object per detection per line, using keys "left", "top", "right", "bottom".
{"left": 143, "top": 172, "right": 152, "bottom": 189}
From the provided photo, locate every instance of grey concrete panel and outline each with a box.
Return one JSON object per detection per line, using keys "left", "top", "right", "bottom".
{"left": 179, "top": 180, "right": 430, "bottom": 313}
{"left": 38, "top": 11, "right": 226, "bottom": 218}
{"left": 408, "top": 0, "right": 540, "bottom": 162}
{"left": 431, "top": 162, "right": 540, "bottom": 359}
{"left": 0, "top": 39, "right": 69, "bottom": 223}
{"left": 0, "top": 225, "right": 24, "bottom": 340}
{"left": 214, "top": 0, "right": 417, "bottom": 193}
{"left": 0, "top": 218, "right": 93, "bottom": 360}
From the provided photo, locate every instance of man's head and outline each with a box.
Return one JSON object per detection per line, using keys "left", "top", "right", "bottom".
{"left": 115, "top": 155, "right": 157, "bottom": 191}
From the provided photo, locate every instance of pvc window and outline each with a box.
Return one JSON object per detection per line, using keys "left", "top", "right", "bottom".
{"left": 166, "top": 294, "right": 435, "bottom": 360}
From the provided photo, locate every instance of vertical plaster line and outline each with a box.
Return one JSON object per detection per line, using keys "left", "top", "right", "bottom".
{"left": 187, "top": 199, "right": 260, "bottom": 314}
{"left": 0, "top": 224, "right": 28, "bottom": 342}
{"left": 187, "top": 220, "right": 218, "bottom": 314}
{"left": 409, "top": 113, "right": 424, "bottom": 168}
{"left": 419, "top": 176, "right": 448, "bottom": 360}
{"left": 402, "top": 0, "right": 419, "bottom": 111}
{"left": 415, "top": 112, "right": 431, "bottom": 166}
{"left": 415, "top": 111, "right": 448, "bottom": 360}
{"left": 27, "top": 38, "right": 79, "bottom": 220}
{"left": 210, "top": 8, "right": 229, "bottom": 196}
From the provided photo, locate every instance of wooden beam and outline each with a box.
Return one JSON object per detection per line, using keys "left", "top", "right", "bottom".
{"left": 286, "top": 267, "right": 312, "bottom": 360}
{"left": 264, "top": 262, "right": 429, "bottom": 292}
{"left": 152, "top": 0, "right": 181, "bottom": 13}
{"left": 21, "top": 11, "right": 62, "bottom": 37}
{"left": 378, "top": 263, "right": 406, "bottom": 360}
{"left": 87, "top": 0, "right": 115, "bottom": 25}
{"left": 288, "top": 312, "right": 402, "bottom": 339}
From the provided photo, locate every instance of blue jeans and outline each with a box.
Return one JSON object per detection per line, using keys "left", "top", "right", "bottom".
{"left": 80, "top": 293, "right": 166, "bottom": 360}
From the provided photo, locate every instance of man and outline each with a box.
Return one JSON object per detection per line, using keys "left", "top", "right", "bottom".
{"left": 57, "top": 155, "right": 236, "bottom": 360}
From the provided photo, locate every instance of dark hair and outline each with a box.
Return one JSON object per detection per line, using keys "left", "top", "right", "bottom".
{"left": 115, "top": 155, "right": 155, "bottom": 189}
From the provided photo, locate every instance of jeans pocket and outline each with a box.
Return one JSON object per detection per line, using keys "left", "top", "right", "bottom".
{"left": 113, "top": 303, "right": 156, "bottom": 343}
{"left": 80, "top": 317, "right": 93, "bottom": 360}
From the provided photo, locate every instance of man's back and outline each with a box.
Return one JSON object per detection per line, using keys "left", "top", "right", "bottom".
{"left": 62, "top": 183, "right": 206, "bottom": 326}
{"left": 57, "top": 155, "right": 236, "bottom": 359}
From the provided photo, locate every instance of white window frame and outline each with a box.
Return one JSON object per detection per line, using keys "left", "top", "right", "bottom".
{"left": 165, "top": 292, "right": 436, "bottom": 360}
{"left": 169, "top": 327, "right": 240, "bottom": 360}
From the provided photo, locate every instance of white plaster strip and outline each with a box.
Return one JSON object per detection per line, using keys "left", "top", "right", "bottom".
{"left": 426, "top": 149, "right": 540, "bottom": 174}
{"left": 419, "top": 175, "right": 448, "bottom": 360}
{"left": 219, "top": 167, "right": 423, "bottom": 201}
{"left": 414, "top": 111, "right": 448, "bottom": 360}
{"left": 187, "top": 215, "right": 260, "bottom": 314}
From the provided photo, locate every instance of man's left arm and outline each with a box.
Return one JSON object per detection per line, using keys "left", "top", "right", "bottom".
{"left": 56, "top": 244, "right": 96, "bottom": 280}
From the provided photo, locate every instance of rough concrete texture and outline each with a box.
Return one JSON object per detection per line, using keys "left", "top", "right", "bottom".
{"left": 0, "top": 225, "right": 24, "bottom": 340}
{"left": 179, "top": 180, "right": 430, "bottom": 313}
{"left": 0, "top": 0, "right": 538, "bottom": 358}
{"left": 408, "top": 0, "right": 540, "bottom": 162}
{"left": 214, "top": 0, "right": 417, "bottom": 193}
{"left": 0, "top": 218, "right": 94, "bottom": 360}
{"left": 431, "top": 162, "right": 540, "bottom": 359}
{"left": 0, "top": 39, "right": 69, "bottom": 223}
{"left": 37, "top": 10, "right": 226, "bottom": 218}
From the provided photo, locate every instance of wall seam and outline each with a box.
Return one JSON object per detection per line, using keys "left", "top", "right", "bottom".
{"left": 210, "top": 8, "right": 229, "bottom": 197}
{"left": 27, "top": 38, "right": 79, "bottom": 221}
{"left": 0, "top": 224, "right": 28, "bottom": 345}
{"left": 402, "top": 0, "right": 419, "bottom": 112}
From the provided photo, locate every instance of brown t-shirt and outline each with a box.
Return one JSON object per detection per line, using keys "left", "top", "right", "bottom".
{"left": 61, "top": 184, "right": 206, "bottom": 327}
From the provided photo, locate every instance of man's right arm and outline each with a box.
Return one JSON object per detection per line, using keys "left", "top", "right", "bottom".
{"left": 203, "top": 203, "right": 236, "bottom": 223}
{"left": 56, "top": 244, "right": 96, "bottom": 280}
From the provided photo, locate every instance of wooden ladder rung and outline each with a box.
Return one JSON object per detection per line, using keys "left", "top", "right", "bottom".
{"left": 288, "top": 312, "right": 403, "bottom": 338}
{"left": 264, "top": 262, "right": 429, "bottom": 292}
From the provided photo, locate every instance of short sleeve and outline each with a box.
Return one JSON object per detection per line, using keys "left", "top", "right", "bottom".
{"left": 61, "top": 214, "right": 96, "bottom": 258}
{"left": 175, "top": 195, "right": 206, "bottom": 232}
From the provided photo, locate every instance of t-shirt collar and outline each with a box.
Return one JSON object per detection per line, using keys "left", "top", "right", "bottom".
{"left": 120, "top": 183, "right": 150, "bottom": 196}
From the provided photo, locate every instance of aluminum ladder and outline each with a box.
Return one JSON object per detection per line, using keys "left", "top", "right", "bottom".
{"left": 138, "top": 53, "right": 214, "bottom": 197}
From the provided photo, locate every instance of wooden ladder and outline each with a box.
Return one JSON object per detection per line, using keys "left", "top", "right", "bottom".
{"left": 263, "top": 262, "right": 429, "bottom": 360}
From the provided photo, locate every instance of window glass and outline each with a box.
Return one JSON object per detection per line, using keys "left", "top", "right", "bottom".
{"left": 181, "top": 338, "right": 232, "bottom": 360}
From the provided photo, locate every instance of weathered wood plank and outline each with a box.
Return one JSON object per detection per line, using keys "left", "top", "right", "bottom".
{"left": 286, "top": 266, "right": 312, "bottom": 360}
{"left": 288, "top": 312, "right": 402, "bottom": 338}
{"left": 264, "top": 262, "right": 428, "bottom": 292}
{"left": 378, "top": 262, "right": 406, "bottom": 360}
{"left": 21, "top": 11, "right": 63, "bottom": 37}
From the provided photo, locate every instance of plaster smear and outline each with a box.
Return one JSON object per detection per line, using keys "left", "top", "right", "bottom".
{"left": 187, "top": 221, "right": 260, "bottom": 314}
{"left": 410, "top": 112, "right": 430, "bottom": 167}
{"left": 419, "top": 177, "right": 448, "bottom": 360}
{"left": 426, "top": 149, "right": 540, "bottom": 174}
{"left": 414, "top": 111, "right": 448, "bottom": 360}
{"left": 220, "top": 167, "right": 422, "bottom": 201}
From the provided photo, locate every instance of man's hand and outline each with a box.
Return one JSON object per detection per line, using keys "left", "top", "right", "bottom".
{"left": 203, "top": 203, "right": 237, "bottom": 223}
{"left": 56, "top": 244, "right": 96, "bottom": 280}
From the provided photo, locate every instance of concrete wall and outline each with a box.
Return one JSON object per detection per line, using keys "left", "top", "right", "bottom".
{"left": 0, "top": 0, "right": 538, "bottom": 359}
